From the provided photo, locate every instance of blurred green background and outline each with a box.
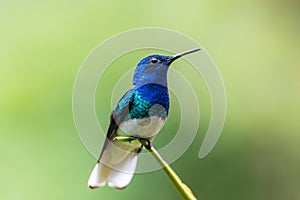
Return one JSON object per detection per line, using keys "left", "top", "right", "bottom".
{"left": 1, "top": 0, "right": 299, "bottom": 199}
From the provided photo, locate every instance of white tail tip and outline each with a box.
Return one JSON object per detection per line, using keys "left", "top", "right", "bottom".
{"left": 88, "top": 156, "right": 137, "bottom": 190}
{"left": 88, "top": 163, "right": 107, "bottom": 189}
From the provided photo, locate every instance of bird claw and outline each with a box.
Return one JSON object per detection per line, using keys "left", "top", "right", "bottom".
{"left": 138, "top": 138, "right": 152, "bottom": 150}
{"left": 145, "top": 140, "right": 152, "bottom": 149}
{"left": 115, "top": 136, "right": 152, "bottom": 149}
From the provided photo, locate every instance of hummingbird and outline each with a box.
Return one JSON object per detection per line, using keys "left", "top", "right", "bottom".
{"left": 88, "top": 48, "right": 201, "bottom": 189}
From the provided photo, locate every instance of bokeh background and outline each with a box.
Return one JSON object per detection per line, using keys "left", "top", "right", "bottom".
{"left": 1, "top": 0, "right": 299, "bottom": 199}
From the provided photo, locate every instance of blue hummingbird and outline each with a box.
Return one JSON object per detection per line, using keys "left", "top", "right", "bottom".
{"left": 88, "top": 48, "right": 201, "bottom": 189}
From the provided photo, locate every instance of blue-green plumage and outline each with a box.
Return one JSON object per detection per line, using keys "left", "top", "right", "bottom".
{"left": 114, "top": 84, "right": 169, "bottom": 120}
{"left": 88, "top": 48, "right": 201, "bottom": 189}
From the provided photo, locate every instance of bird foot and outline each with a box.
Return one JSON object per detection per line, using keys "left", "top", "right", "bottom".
{"left": 138, "top": 138, "right": 152, "bottom": 150}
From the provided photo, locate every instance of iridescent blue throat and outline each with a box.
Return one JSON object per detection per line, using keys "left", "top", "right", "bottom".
{"left": 129, "top": 83, "right": 169, "bottom": 119}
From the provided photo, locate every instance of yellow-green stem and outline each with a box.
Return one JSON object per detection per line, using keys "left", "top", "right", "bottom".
{"left": 114, "top": 136, "right": 198, "bottom": 200}
{"left": 139, "top": 139, "right": 197, "bottom": 200}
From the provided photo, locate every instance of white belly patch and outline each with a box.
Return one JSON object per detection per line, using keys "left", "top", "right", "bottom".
{"left": 117, "top": 116, "right": 165, "bottom": 138}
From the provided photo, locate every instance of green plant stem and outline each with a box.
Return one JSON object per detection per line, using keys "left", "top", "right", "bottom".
{"left": 114, "top": 136, "right": 198, "bottom": 199}
{"left": 140, "top": 140, "right": 197, "bottom": 200}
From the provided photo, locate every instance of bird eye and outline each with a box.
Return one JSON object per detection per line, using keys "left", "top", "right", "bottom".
{"left": 150, "top": 57, "right": 159, "bottom": 64}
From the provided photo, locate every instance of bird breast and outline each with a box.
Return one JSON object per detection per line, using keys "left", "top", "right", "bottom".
{"left": 117, "top": 116, "right": 165, "bottom": 139}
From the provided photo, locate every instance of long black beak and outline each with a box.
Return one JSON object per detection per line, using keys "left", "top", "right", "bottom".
{"left": 169, "top": 48, "right": 201, "bottom": 62}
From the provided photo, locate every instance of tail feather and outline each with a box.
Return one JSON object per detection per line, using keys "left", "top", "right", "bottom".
{"left": 88, "top": 154, "right": 138, "bottom": 189}
{"left": 88, "top": 163, "right": 111, "bottom": 189}
{"left": 107, "top": 156, "right": 137, "bottom": 189}
{"left": 88, "top": 135, "right": 141, "bottom": 189}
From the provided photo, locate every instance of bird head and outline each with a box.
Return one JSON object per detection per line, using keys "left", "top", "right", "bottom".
{"left": 132, "top": 48, "right": 201, "bottom": 87}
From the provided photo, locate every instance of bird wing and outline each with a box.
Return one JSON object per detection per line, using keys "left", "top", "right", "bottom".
{"left": 99, "top": 88, "right": 135, "bottom": 160}
{"left": 88, "top": 88, "right": 137, "bottom": 189}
